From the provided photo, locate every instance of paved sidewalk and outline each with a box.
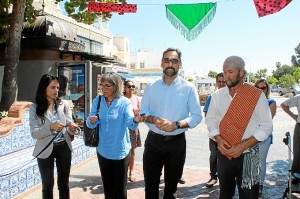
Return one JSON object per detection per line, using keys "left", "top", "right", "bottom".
{"left": 16, "top": 155, "right": 300, "bottom": 199}
{"left": 14, "top": 95, "right": 300, "bottom": 198}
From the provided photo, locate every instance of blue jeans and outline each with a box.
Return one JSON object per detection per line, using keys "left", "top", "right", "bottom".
{"left": 259, "top": 135, "right": 272, "bottom": 185}
{"left": 37, "top": 141, "right": 71, "bottom": 199}
{"left": 143, "top": 131, "right": 186, "bottom": 199}
{"left": 97, "top": 152, "right": 130, "bottom": 199}
{"left": 209, "top": 139, "right": 218, "bottom": 179}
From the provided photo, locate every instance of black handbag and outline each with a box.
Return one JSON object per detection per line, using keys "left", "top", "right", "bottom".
{"left": 83, "top": 95, "right": 101, "bottom": 147}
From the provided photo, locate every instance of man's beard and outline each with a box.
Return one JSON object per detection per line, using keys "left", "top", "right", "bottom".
{"left": 163, "top": 67, "right": 178, "bottom": 77}
{"left": 225, "top": 75, "right": 241, "bottom": 88}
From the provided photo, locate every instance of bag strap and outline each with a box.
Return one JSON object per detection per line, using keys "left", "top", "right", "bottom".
{"left": 96, "top": 95, "right": 101, "bottom": 117}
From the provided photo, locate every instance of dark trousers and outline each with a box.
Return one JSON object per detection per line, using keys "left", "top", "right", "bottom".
{"left": 292, "top": 123, "right": 300, "bottom": 173}
{"left": 97, "top": 152, "right": 130, "bottom": 199}
{"left": 37, "top": 142, "right": 72, "bottom": 199}
{"left": 143, "top": 131, "right": 186, "bottom": 199}
{"left": 209, "top": 139, "right": 218, "bottom": 179}
{"left": 217, "top": 152, "right": 259, "bottom": 199}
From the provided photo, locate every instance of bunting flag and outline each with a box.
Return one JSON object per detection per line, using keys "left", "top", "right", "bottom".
{"left": 165, "top": 3, "right": 217, "bottom": 41}
{"left": 88, "top": 2, "right": 137, "bottom": 13}
{"left": 253, "top": 0, "right": 292, "bottom": 17}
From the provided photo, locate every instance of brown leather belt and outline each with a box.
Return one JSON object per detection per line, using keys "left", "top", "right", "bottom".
{"left": 149, "top": 130, "right": 185, "bottom": 140}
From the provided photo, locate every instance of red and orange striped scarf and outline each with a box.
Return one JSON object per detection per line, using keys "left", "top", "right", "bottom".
{"left": 219, "top": 84, "right": 262, "bottom": 147}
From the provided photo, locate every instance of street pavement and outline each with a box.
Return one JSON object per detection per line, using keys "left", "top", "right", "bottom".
{"left": 16, "top": 94, "right": 300, "bottom": 198}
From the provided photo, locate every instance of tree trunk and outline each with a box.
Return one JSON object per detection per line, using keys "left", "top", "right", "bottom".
{"left": 0, "top": 0, "right": 26, "bottom": 111}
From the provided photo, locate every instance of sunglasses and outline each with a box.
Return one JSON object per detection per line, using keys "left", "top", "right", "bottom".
{"left": 257, "top": 86, "right": 267, "bottom": 90}
{"left": 126, "top": 85, "right": 135, "bottom": 89}
{"left": 163, "top": 58, "right": 180, "bottom": 64}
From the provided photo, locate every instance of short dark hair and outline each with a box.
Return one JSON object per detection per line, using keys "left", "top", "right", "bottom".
{"left": 162, "top": 48, "right": 182, "bottom": 61}
{"left": 216, "top": 73, "right": 224, "bottom": 80}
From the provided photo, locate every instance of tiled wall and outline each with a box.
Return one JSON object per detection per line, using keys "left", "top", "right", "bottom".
{"left": 0, "top": 110, "right": 96, "bottom": 199}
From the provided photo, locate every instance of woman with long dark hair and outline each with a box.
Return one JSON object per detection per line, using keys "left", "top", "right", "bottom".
{"left": 29, "top": 74, "right": 78, "bottom": 199}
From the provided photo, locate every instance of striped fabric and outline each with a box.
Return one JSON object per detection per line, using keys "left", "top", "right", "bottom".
{"left": 219, "top": 84, "right": 262, "bottom": 146}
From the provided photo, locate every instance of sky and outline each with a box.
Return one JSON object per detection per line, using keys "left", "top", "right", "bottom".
{"left": 106, "top": 0, "right": 300, "bottom": 77}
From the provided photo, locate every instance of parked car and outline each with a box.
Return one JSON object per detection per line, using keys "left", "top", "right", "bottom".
{"left": 270, "top": 85, "right": 279, "bottom": 92}
{"left": 278, "top": 83, "right": 300, "bottom": 96}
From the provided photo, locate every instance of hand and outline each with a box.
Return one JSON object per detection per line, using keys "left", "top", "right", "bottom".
{"left": 156, "top": 118, "right": 177, "bottom": 132}
{"left": 89, "top": 116, "right": 98, "bottom": 124}
{"left": 51, "top": 121, "right": 66, "bottom": 132}
{"left": 68, "top": 123, "right": 78, "bottom": 131}
{"left": 226, "top": 144, "right": 245, "bottom": 159}
{"left": 215, "top": 136, "right": 232, "bottom": 157}
{"left": 133, "top": 114, "right": 146, "bottom": 123}
{"left": 153, "top": 117, "right": 165, "bottom": 129}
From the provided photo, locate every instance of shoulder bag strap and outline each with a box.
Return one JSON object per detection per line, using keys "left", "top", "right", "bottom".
{"left": 96, "top": 95, "right": 101, "bottom": 117}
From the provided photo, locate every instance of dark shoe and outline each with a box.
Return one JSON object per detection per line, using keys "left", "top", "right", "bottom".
{"left": 178, "top": 177, "right": 186, "bottom": 184}
{"left": 292, "top": 177, "right": 300, "bottom": 184}
{"left": 206, "top": 178, "right": 217, "bottom": 188}
{"left": 259, "top": 185, "right": 263, "bottom": 196}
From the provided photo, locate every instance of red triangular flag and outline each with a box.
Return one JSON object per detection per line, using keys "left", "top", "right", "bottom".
{"left": 253, "top": 0, "right": 292, "bottom": 17}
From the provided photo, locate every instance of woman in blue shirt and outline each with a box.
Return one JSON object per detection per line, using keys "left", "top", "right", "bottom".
{"left": 86, "top": 72, "right": 144, "bottom": 199}
{"left": 255, "top": 79, "right": 276, "bottom": 196}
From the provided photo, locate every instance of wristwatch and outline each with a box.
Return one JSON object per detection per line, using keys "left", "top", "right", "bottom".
{"left": 175, "top": 121, "right": 181, "bottom": 129}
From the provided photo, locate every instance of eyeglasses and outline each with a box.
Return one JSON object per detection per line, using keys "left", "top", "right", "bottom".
{"left": 126, "top": 85, "right": 135, "bottom": 89}
{"left": 100, "top": 84, "right": 114, "bottom": 89}
{"left": 257, "top": 86, "right": 267, "bottom": 90}
{"left": 163, "top": 58, "right": 180, "bottom": 64}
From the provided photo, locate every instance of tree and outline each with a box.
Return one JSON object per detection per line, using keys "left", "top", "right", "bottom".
{"left": 56, "top": 0, "right": 127, "bottom": 23}
{"left": 293, "top": 67, "right": 300, "bottom": 82}
{"left": 272, "top": 64, "right": 294, "bottom": 81}
{"left": 279, "top": 74, "right": 296, "bottom": 88}
{"left": 0, "top": 0, "right": 126, "bottom": 111}
{"left": 267, "top": 77, "right": 278, "bottom": 85}
{"left": 0, "top": 0, "right": 32, "bottom": 111}
{"left": 254, "top": 68, "right": 267, "bottom": 80}
{"left": 208, "top": 70, "right": 217, "bottom": 78}
{"left": 292, "top": 43, "right": 300, "bottom": 66}
{"left": 291, "top": 55, "right": 300, "bottom": 67}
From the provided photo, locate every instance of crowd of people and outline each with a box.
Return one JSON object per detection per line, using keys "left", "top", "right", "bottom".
{"left": 29, "top": 48, "right": 298, "bottom": 199}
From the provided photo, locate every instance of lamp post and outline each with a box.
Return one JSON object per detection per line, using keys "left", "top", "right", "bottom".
{"left": 244, "top": 58, "right": 252, "bottom": 83}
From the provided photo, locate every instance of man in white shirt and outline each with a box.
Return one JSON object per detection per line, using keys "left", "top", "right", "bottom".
{"left": 206, "top": 56, "right": 273, "bottom": 198}
{"left": 281, "top": 95, "right": 300, "bottom": 183}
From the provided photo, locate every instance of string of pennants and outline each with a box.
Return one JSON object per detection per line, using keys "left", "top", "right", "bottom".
{"left": 88, "top": 0, "right": 293, "bottom": 41}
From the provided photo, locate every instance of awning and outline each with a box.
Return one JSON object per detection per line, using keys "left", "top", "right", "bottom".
{"left": 117, "top": 73, "right": 135, "bottom": 79}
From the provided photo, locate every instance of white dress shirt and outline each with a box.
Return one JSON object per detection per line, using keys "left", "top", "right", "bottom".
{"left": 206, "top": 86, "right": 273, "bottom": 143}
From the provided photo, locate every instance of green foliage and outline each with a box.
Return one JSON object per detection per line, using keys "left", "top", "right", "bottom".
{"left": 272, "top": 64, "right": 295, "bottom": 80}
{"left": 267, "top": 76, "right": 278, "bottom": 85}
{"left": 208, "top": 70, "right": 217, "bottom": 78}
{"left": 254, "top": 68, "right": 267, "bottom": 79}
{"left": 291, "top": 55, "right": 300, "bottom": 67}
{"left": 279, "top": 74, "right": 296, "bottom": 88}
{"left": 55, "top": 0, "right": 127, "bottom": 23}
{"left": 187, "top": 78, "right": 193, "bottom": 82}
{"left": 292, "top": 43, "right": 300, "bottom": 66}
{"left": 293, "top": 67, "right": 300, "bottom": 82}
{"left": 0, "top": 0, "right": 37, "bottom": 43}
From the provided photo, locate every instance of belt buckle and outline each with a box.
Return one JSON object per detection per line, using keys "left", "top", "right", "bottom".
{"left": 163, "top": 135, "right": 172, "bottom": 140}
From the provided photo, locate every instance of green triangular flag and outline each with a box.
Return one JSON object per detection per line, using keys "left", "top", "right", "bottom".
{"left": 166, "top": 3, "right": 217, "bottom": 41}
